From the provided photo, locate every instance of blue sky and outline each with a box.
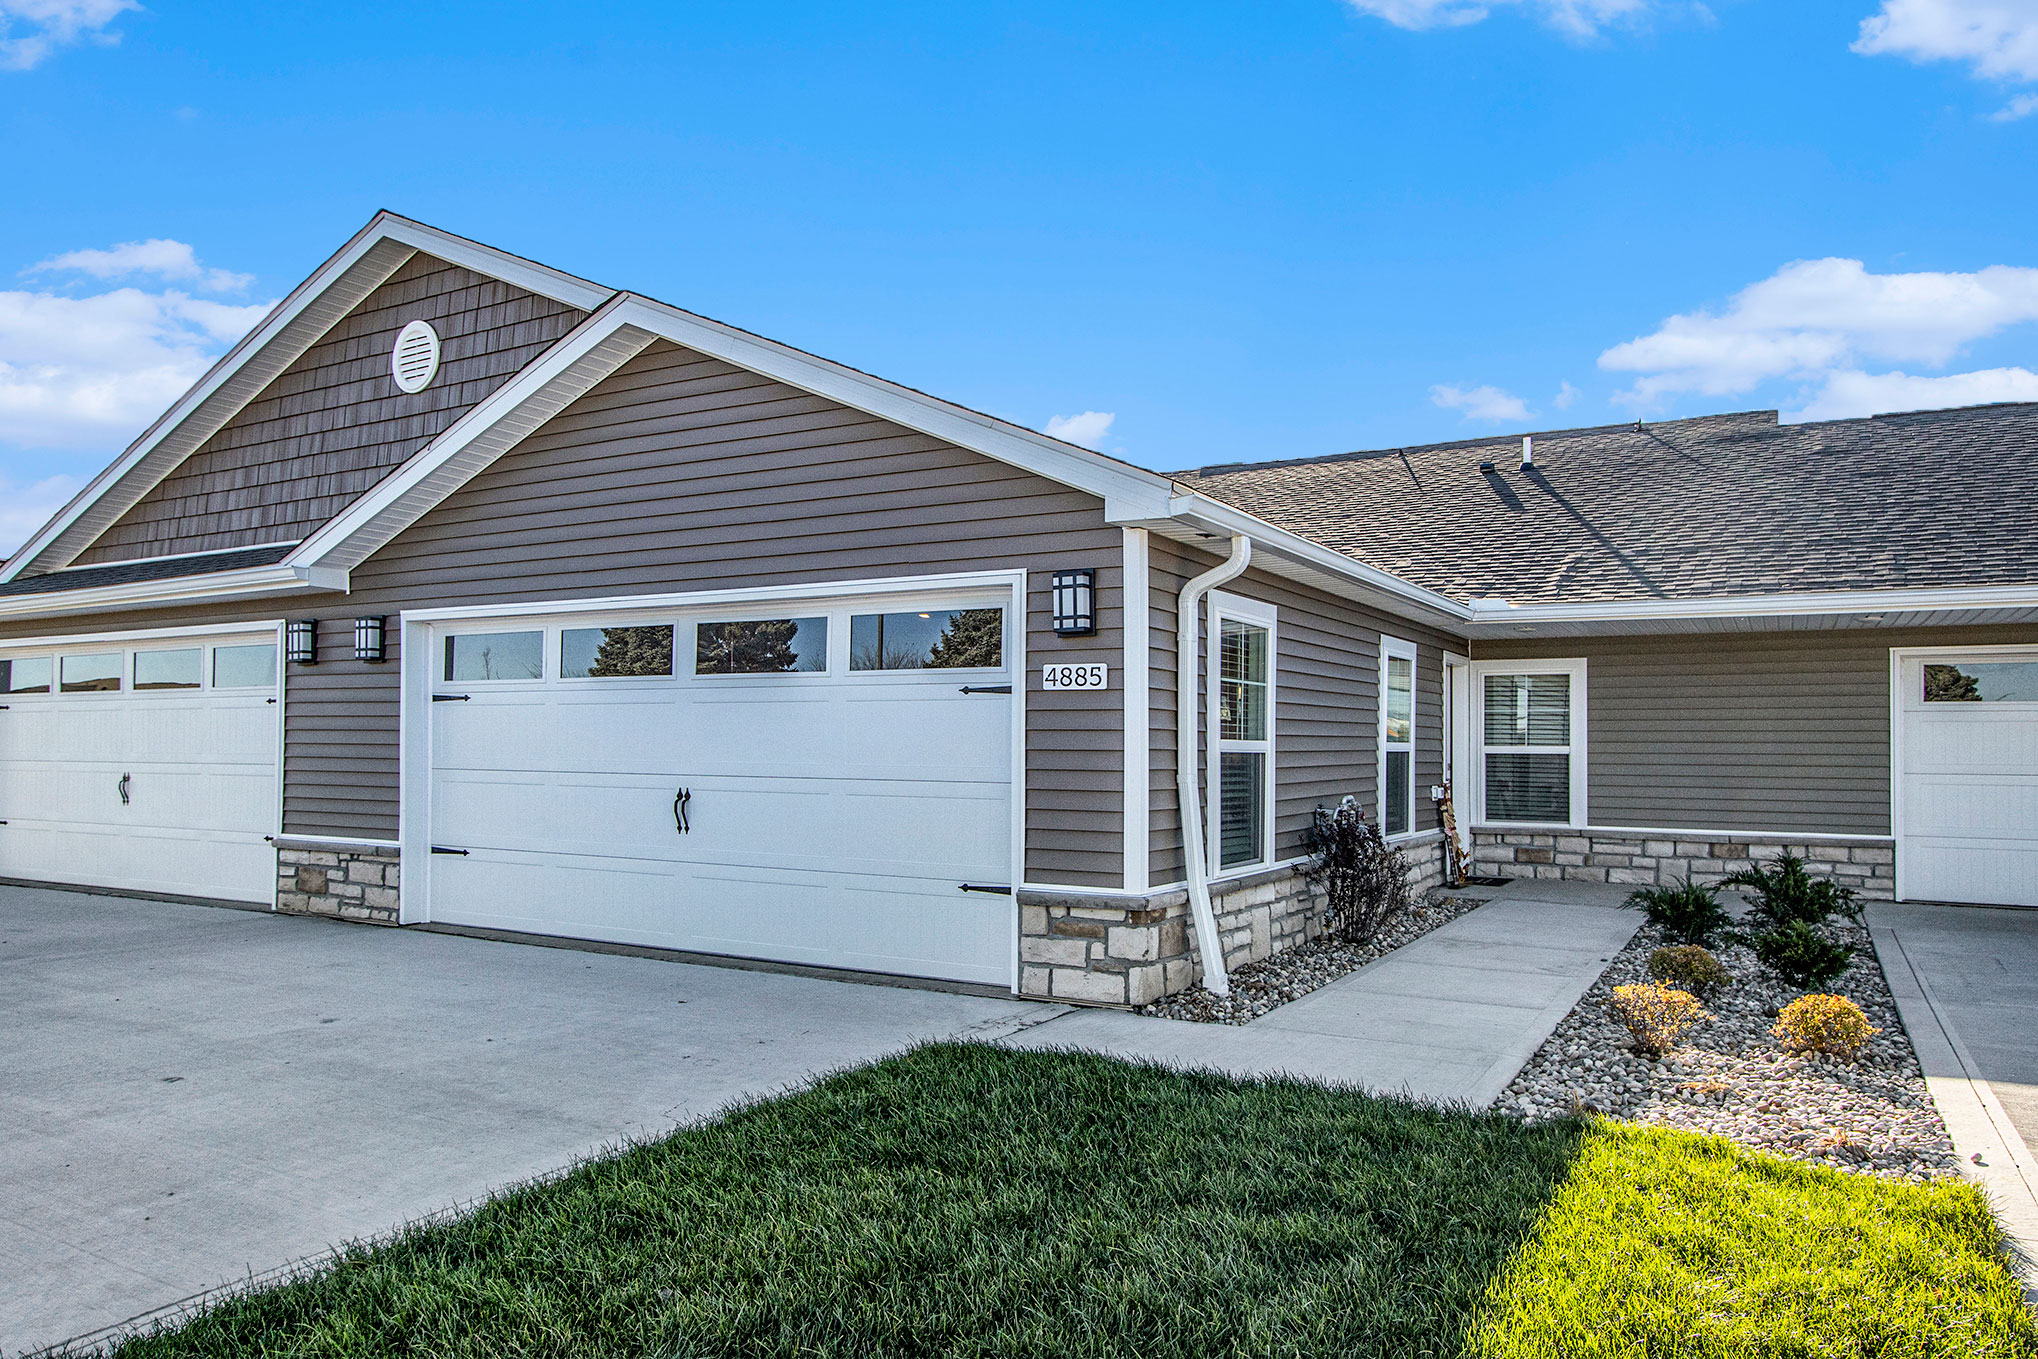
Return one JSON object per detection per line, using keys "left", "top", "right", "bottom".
{"left": 2, "top": 0, "right": 2036, "bottom": 551}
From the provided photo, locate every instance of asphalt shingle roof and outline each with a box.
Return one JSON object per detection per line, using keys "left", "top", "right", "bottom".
{"left": 1174, "top": 402, "right": 2038, "bottom": 605}
{"left": 0, "top": 543, "right": 296, "bottom": 598}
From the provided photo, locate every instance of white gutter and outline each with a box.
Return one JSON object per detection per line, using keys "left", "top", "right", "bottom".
{"left": 0, "top": 563, "right": 346, "bottom": 622}
{"left": 1466, "top": 581, "right": 2038, "bottom": 628}
{"left": 1177, "top": 534, "right": 1252, "bottom": 997}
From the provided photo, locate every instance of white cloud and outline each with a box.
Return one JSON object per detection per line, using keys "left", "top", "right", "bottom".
{"left": 1553, "top": 380, "right": 1581, "bottom": 410}
{"left": 1790, "top": 365, "right": 2038, "bottom": 421}
{"left": 30, "top": 239, "right": 253, "bottom": 293}
{"left": 1044, "top": 410, "right": 1116, "bottom": 449}
{"left": 1854, "top": 0, "right": 2038, "bottom": 81}
{"left": 0, "top": 0, "right": 139, "bottom": 71}
{"left": 1993, "top": 91, "right": 2038, "bottom": 118}
{"left": 1430, "top": 383, "right": 1533, "bottom": 422}
{"left": 0, "top": 277, "right": 270, "bottom": 451}
{"left": 1599, "top": 257, "right": 2038, "bottom": 408}
{"left": 0, "top": 472, "right": 81, "bottom": 557}
{"left": 1342, "top": 0, "right": 1651, "bottom": 39}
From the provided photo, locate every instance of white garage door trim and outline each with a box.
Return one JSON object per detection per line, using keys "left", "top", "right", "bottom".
{"left": 396, "top": 570, "right": 1029, "bottom": 988}
{"left": 0, "top": 619, "right": 284, "bottom": 903}
{"left": 1892, "top": 643, "right": 2038, "bottom": 907}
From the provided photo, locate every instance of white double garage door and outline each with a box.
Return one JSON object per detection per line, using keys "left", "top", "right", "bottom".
{"left": 417, "top": 588, "right": 1019, "bottom": 985}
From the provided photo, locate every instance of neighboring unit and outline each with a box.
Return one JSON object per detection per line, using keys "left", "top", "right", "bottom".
{"left": 3, "top": 215, "right": 2033, "bottom": 1007}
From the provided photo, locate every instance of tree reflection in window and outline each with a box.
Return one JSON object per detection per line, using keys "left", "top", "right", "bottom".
{"left": 695, "top": 618, "right": 827, "bottom": 674}
{"left": 849, "top": 608, "right": 1003, "bottom": 670}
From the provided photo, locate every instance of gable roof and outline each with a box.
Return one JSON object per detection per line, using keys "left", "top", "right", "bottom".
{"left": 1, "top": 213, "right": 615, "bottom": 584}
{"left": 1177, "top": 403, "right": 2038, "bottom": 615}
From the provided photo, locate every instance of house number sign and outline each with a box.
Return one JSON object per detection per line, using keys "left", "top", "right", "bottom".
{"left": 1042, "top": 663, "right": 1109, "bottom": 690}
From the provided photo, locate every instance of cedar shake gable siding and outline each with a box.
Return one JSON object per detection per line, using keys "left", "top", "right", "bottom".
{"left": 74, "top": 253, "right": 590, "bottom": 566}
{"left": 1175, "top": 402, "right": 2038, "bottom": 606}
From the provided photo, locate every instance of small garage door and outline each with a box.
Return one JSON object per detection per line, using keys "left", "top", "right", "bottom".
{"left": 1897, "top": 650, "right": 2038, "bottom": 908}
{"left": 0, "top": 632, "right": 281, "bottom": 903}
{"left": 425, "top": 593, "right": 1016, "bottom": 985}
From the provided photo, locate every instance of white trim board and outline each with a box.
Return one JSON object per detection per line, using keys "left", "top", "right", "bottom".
{"left": 0, "top": 619, "right": 284, "bottom": 651}
{"left": 1121, "top": 528, "right": 1151, "bottom": 894}
{"left": 1466, "top": 823, "right": 1894, "bottom": 843}
{"left": 0, "top": 564, "right": 345, "bottom": 623}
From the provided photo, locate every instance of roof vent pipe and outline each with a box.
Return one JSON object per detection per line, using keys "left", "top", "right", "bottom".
{"left": 1520, "top": 435, "right": 1534, "bottom": 470}
{"left": 1176, "top": 533, "right": 1252, "bottom": 998}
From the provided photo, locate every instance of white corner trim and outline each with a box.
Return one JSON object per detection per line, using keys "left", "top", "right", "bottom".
{"left": 1122, "top": 527, "right": 1151, "bottom": 894}
{"left": 0, "top": 566, "right": 344, "bottom": 622}
{"left": 1467, "top": 582, "right": 2038, "bottom": 627}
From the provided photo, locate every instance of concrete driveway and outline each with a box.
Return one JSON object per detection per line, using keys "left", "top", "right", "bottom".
{"left": 0, "top": 885, "right": 1040, "bottom": 1354}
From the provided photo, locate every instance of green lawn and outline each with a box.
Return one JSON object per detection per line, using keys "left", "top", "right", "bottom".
{"left": 115, "top": 1044, "right": 2033, "bottom": 1358}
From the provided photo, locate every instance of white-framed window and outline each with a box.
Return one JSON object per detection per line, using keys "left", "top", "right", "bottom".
{"left": 1379, "top": 635, "right": 1417, "bottom": 838}
{"left": 442, "top": 630, "right": 546, "bottom": 683}
{"left": 1208, "top": 593, "right": 1277, "bottom": 872}
{"left": 1469, "top": 658, "right": 1586, "bottom": 827}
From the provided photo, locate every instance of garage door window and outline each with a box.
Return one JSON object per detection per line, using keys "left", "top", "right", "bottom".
{"left": 695, "top": 618, "right": 828, "bottom": 674}
{"left": 1, "top": 657, "right": 51, "bottom": 694}
{"left": 134, "top": 648, "right": 202, "bottom": 691}
{"left": 60, "top": 653, "right": 121, "bottom": 693}
{"left": 213, "top": 644, "right": 277, "bottom": 689}
{"left": 563, "top": 625, "right": 675, "bottom": 679}
{"left": 1924, "top": 661, "right": 2038, "bottom": 703}
{"left": 444, "top": 631, "right": 544, "bottom": 682}
{"left": 850, "top": 608, "right": 1003, "bottom": 671}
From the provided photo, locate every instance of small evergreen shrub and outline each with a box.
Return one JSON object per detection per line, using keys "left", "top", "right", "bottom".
{"left": 1622, "top": 878, "right": 1732, "bottom": 946}
{"left": 1724, "top": 852, "right": 1862, "bottom": 930}
{"left": 1606, "top": 982, "right": 1710, "bottom": 1058}
{"left": 1774, "top": 993, "right": 1879, "bottom": 1059}
{"left": 1749, "top": 920, "right": 1856, "bottom": 989}
{"left": 1647, "top": 944, "right": 1732, "bottom": 997}
{"left": 1300, "top": 796, "right": 1413, "bottom": 946}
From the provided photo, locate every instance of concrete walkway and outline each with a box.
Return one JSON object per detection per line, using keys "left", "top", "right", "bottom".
{"left": 1871, "top": 902, "right": 2038, "bottom": 1288}
{"left": 1006, "top": 880, "right": 1640, "bottom": 1107}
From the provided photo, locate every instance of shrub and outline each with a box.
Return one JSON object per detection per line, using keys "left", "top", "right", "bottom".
{"left": 1647, "top": 944, "right": 1732, "bottom": 997}
{"left": 1622, "top": 878, "right": 1732, "bottom": 946}
{"left": 1300, "top": 795, "right": 1413, "bottom": 946}
{"left": 1774, "top": 993, "right": 1879, "bottom": 1059}
{"left": 1723, "top": 851, "right": 1862, "bottom": 930}
{"left": 1748, "top": 920, "right": 1856, "bottom": 989}
{"left": 1606, "top": 982, "right": 1710, "bottom": 1058}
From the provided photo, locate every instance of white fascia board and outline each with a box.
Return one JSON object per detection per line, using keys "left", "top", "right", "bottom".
{"left": 1466, "top": 582, "right": 2038, "bottom": 630}
{"left": 0, "top": 564, "right": 345, "bottom": 623}
{"left": 293, "top": 300, "right": 652, "bottom": 570}
{"left": 613, "top": 296, "right": 1181, "bottom": 521}
{"left": 1165, "top": 492, "right": 1472, "bottom": 626}
{"left": 1, "top": 212, "right": 615, "bottom": 584}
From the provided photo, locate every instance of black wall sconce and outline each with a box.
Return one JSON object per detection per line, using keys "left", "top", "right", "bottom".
{"left": 1051, "top": 569, "right": 1096, "bottom": 637}
{"left": 353, "top": 616, "right": 386, "bottom": 664}
{"left": 287, "top": 619, "right": 318, "bottom": 665}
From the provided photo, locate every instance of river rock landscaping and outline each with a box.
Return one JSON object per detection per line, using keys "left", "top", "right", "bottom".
{"left": 1136, "top": 890, "right": 1488, "bottom": 1025}
{"left": 1502, "top": 915, "right": 1959, "bottom": 1182}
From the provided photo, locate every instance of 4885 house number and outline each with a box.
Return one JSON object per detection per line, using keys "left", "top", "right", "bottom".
{"left": 1041, "top": 663, "right": 1109, "bottom": 690}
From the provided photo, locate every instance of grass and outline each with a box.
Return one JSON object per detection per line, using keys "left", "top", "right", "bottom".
{"left": 111, "top": 1044, "right": 2033, "bottom": 1358}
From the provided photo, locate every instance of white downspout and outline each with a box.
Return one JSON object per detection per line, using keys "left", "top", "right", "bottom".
{"left": 1177, "top": 534, "right": 1252, "bottom": 997}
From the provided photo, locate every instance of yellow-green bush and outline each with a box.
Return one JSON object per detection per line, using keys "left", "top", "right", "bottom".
{"left": 1647, "top": 944, "right": 1731, "bottom": 997}
{"left": 1607, "top": 982, "right": 1710, "bottom": 1058}
{"left": 1773, "top": 993, "right": 1878, "bottom": 1059}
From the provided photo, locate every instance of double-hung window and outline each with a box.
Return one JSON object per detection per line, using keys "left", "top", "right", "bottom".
{"left": 1379, "top": 636, "right": 1416, "bottom": 837}
{"left": 1473, "top": 660, "right": 1586, "bottom": 827}
{"left": 1210, "top": 595, "right": 1276, "bottom": 872}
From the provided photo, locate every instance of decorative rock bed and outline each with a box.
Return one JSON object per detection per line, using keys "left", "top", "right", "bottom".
{"left": 1135, "top": 891, "right": 1488, "bottom": 1026}
{"left": 1503, "top": 917, "right": 1960, "bottom": 1182}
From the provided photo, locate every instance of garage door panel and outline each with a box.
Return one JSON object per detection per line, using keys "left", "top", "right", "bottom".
{"left": 432, "top": 770, "right": 686, "bottom": 858}
{"left": 1900, "top": 654, "right": 2038, "bottom": 908}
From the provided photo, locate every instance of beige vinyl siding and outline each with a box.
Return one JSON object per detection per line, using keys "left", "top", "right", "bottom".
{"left": 1146, "top": 538, "right": 1455, "bottom": 885}
{"left": 1472, "top": 623, "right": 2038, "bottom": 837}
{"left": 75, "top": 254, "right": 589, "bottom": 566}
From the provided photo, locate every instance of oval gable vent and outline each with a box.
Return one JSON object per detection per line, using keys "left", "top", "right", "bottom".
{"left": 391, "top": 320, "right": 441, "bottom": 394}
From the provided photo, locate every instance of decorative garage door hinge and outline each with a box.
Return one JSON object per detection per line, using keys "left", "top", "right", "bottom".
{"left": 958, "top": 883, "right": 1013, "bottom": 895}
{"left": 958, "top": 685, "right": 1012, "bottom": 695}
{"left": 432, "top": 693, "right": 470, "bottom": 703}
{"left": 430, "top": 846, "right": 470, "bottom": 856}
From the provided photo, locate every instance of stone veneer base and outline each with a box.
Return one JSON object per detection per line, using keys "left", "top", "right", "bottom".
{"left": 1019, "top": 831, "right": 1451, "bottom": 1008}
{"left": 1471, "top": 828, "right": 1895, "bottom": 902}
{"left": 275, "top": 841, "right": 401, "bottom": 925}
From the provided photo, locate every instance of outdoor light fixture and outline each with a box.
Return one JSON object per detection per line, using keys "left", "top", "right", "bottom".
{"left": 353, "top": 616, "right": 386, "bottom": 664}
{"left": 1051, "top": 569, "right": 1096, "bottom": 637}
{"left": 287, "top": 619, "right": 318, "bottom": 665}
